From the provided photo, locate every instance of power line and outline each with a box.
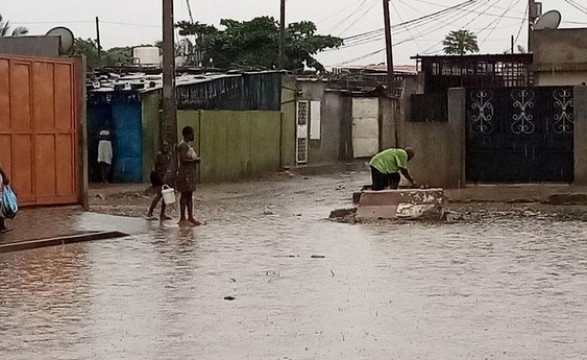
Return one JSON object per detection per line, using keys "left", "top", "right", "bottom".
{"left": 338, "top": 0, "right": 379, "bottom": 36}
{"left": 343, "top": 0, "right": 485, "bottom": 45}
{"left": 11, "top": 21, "right": 93, "bottom": 25}
{"left": 512, "top": 2, "right": 528, "bottom": 48}
{"left": 564, "top": 0, "right": 587, "bottom": 15}
{"left": 393, "top": 0, "right": 425, "bottom": 53}
{"left": 418, "top": 0, "right": 498, "bottom": 55}
{"left": 101, "top": 21, "right": 160, "bottom": 28}
{"left": 480, "top": 0, "right": 521, "bottom": 45}
{"left": 326, "top": 0, "right": 370, "bottom": 34}
{"left": 409, "top": 0, "right": 526, "bottom": 18}
{"left": 317, "top": 0, "right": 369, "bottom": 24}
{"left": 338, "top": 0, "right": 481, "bottom": 49}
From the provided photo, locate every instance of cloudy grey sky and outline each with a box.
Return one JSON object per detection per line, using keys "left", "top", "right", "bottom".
{"left": 2, "top": 0, "right": 586, "bottom": 67}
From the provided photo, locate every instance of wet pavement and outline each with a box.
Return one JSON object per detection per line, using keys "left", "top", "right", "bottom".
{"left": 0, "top": 207, "right": 151, "bottom": 246}
{"left": 2, "top": 173, "right": 587, "bottom": 359}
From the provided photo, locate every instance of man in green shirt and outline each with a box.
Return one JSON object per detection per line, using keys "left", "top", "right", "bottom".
{"left": 369, "top": 147, "right": 417, "bottom": 190}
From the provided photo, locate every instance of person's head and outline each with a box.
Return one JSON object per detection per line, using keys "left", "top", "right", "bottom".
{"left": 405, "top": 147, "right": 416, "bottom": 161}
{"left": 182, "top": 126, "right": 195, "bottom": 142}
{"left": 161, "top": 141, "right": 170, "bottom": 154}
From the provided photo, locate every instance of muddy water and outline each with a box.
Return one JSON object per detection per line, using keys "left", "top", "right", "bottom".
{"left": 2, "top": 190, "right": 587, "bottom": 359}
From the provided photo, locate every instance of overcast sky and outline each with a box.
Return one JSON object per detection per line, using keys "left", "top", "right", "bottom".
{"left": 2, "top": 0, "right": 586, "bottom": 67}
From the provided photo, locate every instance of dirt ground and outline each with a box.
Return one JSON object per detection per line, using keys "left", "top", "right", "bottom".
{"left": 88, "top": 171, "right": 587, "bottom": 224}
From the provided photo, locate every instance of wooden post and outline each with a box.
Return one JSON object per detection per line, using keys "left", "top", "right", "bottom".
{"left": 95, "top": 16, "right": 102, "bottom": 67}
{"left": 279, "top": 0, "right": 286, "bottom": 69}
{"left": 162, "top": 0, "right": 177, "bottom": 149}
{"left": 383, "top": 0, "right": 395, "bottom": 97}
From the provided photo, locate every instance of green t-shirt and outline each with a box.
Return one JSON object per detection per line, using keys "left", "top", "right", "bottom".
{"left": 369, "top": 148, "right": 408, "bottom": 174}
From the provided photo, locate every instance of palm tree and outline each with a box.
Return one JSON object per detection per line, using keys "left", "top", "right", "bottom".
{"left": 443, "top": 30, "right": 479, "bottom": 56}
{"left": 0, "top": 13, "right": 29, "bottom": 37}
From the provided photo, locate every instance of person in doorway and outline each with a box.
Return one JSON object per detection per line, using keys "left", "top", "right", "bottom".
{"left": 147, "top": 142, "right": 173, "bottom": 221}
{"left": 97, "top": 124, "right": 113, "bottom": 184}
{"left": 176, "top": 126, "right": 201, "bottom": 227}
{"left": 0, "top": 164, "right": 10, "bottom": 233}
{"left": 369, "top": 147, "right": 417, "bottom": 190}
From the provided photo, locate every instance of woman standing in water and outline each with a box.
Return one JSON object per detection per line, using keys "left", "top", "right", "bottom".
{"left": 176, "top": 126, "right": 201, "bottom": 227}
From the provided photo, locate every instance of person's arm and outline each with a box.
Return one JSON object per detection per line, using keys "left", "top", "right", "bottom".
{"left": 178, "top": 143, "right": 195, "bottom": 163}
{"left": 0, "top": 165, "right": 9, "bottom": 185}
{"left": 154, "top": 154, "right": 167, "bottom": 177}
{"left": 399, "top": 168, "right": 417, "bottom": 188}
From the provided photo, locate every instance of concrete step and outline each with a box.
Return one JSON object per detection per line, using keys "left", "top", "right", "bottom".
{"left": 356, "top": 189, "right": 445, "bottom": 220}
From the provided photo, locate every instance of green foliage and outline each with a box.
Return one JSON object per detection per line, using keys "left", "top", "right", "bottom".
{"left": 443, "top": 30, "right": 480, "bottom": 56}
{"left": 176, "top": 17, "right": 343, "bottom": 72}
{"left": 73, "top": 38, "right": 133, "bottom": 69}
{"left": 0, "top": 13, "right": 28, "bottom": 37}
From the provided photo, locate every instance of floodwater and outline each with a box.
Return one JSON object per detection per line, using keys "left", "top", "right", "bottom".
{"left": 2, "top": 183, "right": 587, "bottom": 359}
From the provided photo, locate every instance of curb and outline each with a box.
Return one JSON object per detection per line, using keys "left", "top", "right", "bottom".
{"left": 0, "top": 231, "right": 129, "bottom": 254}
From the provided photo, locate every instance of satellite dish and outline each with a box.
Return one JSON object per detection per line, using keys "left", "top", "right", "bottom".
{"left": 534, "top": 10, "right": 562, "bottom": 30}
{"left": 46, "top": 27, "right": 75, "bottom": 54}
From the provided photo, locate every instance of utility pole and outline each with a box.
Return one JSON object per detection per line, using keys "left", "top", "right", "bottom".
{"left": 95, "top": 16, "right": 102, "bottom": 67}
{"left": 511, "top": 35, "right": 515, "bottom": 54}
{"left": 278, "top": 0, "right": 286, "bottom": 69}
{"left": 162, "top": 0, "right": 177, "bottom": 149}
{"left": 527, "top": 0, "right": 542, "bottom": 51}
{"left": 382, "top": 0, "right": 395, "bottom": 98}
{"left": 527, "top": 0, "right": 534, "bottom": 51}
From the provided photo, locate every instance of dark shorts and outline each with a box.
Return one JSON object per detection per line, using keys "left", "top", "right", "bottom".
{"left": 370, "top": 166, "right": 401, "bottom": 191}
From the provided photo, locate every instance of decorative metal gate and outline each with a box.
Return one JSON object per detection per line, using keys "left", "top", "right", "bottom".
{"left": 466, "top": 87, "right": 574, "bottom": 183}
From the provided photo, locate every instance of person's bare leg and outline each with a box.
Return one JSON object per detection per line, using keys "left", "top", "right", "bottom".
{"left": 187, "top": 192, "right": 201, "bottom": 226}
{"left": 0, "top": 218, "right": 9, "bottom": 233}
{"left": 179, "top": 193, "right": 187, "bottom": 221}
{"left": 148, "top": 191, "right": 162, "bottom": 217}
{"left": 160, "top": 202, "right": 171, "bottom": 221}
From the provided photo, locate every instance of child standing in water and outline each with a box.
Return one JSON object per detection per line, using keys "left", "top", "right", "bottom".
{"left": 147, "top": 142, "right": 173, "bottom": 221}
{"left": 176, "top": 126, "right": 201, "bottom": 227}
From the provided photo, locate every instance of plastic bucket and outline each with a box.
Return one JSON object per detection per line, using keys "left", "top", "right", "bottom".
{"left": 161, "top": 185, "right": 176, "bottom": 205}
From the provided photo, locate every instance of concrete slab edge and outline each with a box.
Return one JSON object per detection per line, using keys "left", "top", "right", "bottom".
{"left": 0, "top": 231, "right": 129, "bottom": 254}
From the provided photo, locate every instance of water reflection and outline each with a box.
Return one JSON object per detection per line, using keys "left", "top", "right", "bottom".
{"left": 2, "top": 203, "right": 587, "bottom": 359}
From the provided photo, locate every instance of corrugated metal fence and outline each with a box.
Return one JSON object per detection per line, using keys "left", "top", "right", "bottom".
{"left": 176, "top": 72, "right": 282, "bottom": 111}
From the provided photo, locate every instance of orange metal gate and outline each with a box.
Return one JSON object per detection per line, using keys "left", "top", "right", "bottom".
{"left": 0, "top": 55, "right": 79, "bottom": 206}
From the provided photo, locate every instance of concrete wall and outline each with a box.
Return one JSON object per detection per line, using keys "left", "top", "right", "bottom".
{"left": 0, "top": 36, "right": 60, "bottom": 58}
{"left": 281, "top": 75, "right": 297, "bottom": 168}
{"left": 380, "top": 77, "right": 418, "bottom": 150}
{"left": 308, "top": 91, "right": 341, "bottom": 164}
{"left": 533, "top": 29, "right": 587, "bottom": 86}
{"left": 574, "top": 86, "right": 587, "bottom": 186}
{"left": 296, "top": 80, "right": 352, "bottom": 165}
{"left": 178, "top": 110, "right": 283, "bottom": 183}
{"left": 141, "top": 93, "right": 161, "bottom": 183}
{"left": 395, "top": 88, "right": 466, "bottom": 189}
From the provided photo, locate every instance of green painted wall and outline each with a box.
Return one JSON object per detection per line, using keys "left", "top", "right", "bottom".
{"left": 177, "top": 110, "right": 201, "bottom": 151}
{"left": 141, "top": 93, "right": 161, "bottom": 183}
{"left": 177, "top": 110, "right": 283, "bottom": 183}
{"left": 281, "top": 75, "right": 297, "bottom": 168}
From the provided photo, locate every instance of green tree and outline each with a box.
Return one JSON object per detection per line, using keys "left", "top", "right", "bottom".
{"left": 443, "top": 30, "right": 479, "bottom": 56}
{"left": 72, "top": 38, "right": 133, "bottom": 69}
{"left": 0, "top": 13, "right": 28, "bottom": 37}
{"left": 176, "top": 17, "right": 343, "bottom": 72}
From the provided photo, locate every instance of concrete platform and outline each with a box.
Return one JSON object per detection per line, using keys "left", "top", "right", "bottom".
{"left": 356, "top": 189, "right": 445, "bottom": 220}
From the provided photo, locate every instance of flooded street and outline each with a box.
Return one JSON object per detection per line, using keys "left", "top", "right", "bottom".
{"left": 2, "top": 175, "right": 587, "bottom": 359}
